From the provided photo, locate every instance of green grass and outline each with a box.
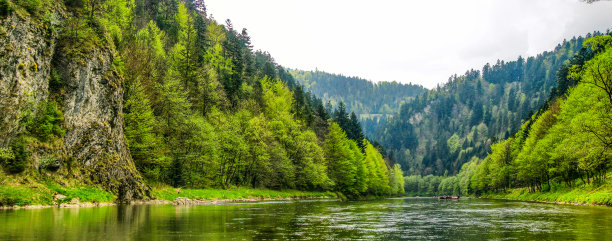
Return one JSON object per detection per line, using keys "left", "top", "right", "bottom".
{"left": 152, "top": 186, "right": 337, "bottom": 201}
{"left": 44, "top": 182, "right": 115, "bottom": 204}
{"left": 0, "top": 182, "right": 115, "bottom": 207}
{"left": 483, "top": 173, "right": 612, "bottom": 206}
{"left": 1, "top": 183, "right": 335, "bottom": 207}
{"left": 0, "top": 185, "right": 46, "bottom": 206}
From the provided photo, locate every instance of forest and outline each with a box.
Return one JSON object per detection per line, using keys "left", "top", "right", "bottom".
{"left": 370, "top": 34, "right": 598, "bottom": 176}
{"left": 290, "top": 70, "right": 425, "bottom": 136}
{"left": 0, "top": 0, "right": 403, "bottom": 200}
{"left": 0, "top": 0, "right": 610, "bottom": 205}
{"left": 404, "top": 35, "right": 612, "bottom": 198}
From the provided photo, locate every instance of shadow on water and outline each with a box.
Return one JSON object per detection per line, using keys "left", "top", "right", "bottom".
{"left": 1, "top": 198, "right": 611, "bottom": 240}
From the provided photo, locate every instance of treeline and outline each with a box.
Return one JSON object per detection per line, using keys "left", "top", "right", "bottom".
{"left": 290, "top": 70, "right": 425, "bottom": 136}
{"left": 6, "top": 0, "right": 406, "bottom": 198}
{"left": 404, "top": 35, "right": 612, "bottom": 196}
{"left": 403, "top": 161, "right": 477, "bottom": 196}
{"left": 373, "top": 34, "right": 598, "bottom": 176}
{"left": 468, "top": 35, "right": 611, "bottom": 194}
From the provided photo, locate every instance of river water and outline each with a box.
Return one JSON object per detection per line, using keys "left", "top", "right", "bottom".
{"left": 1, "top": 198, "right": 611, "bottom": 240}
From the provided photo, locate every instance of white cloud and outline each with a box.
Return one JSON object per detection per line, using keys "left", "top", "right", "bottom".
{"left": 204, "top": 0, "right": 612, "bottom": 88}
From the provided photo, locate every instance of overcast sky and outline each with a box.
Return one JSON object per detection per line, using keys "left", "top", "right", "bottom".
{"left": 204, "top": 0, "right": 612, "bottom": 88}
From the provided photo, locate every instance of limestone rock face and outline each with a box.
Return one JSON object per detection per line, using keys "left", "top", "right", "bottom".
{"left": 55, "top": 49, "right": 150, "bottom": 202}
{"left": 0, "top": 10, "right": 150, "bottom": 201}
{"left": 0, "top": 13, "right": 61, "bottom": 146}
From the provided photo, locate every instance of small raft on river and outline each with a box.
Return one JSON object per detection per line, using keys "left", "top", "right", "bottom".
{"left": 438, "top": 195, "right": 460, "bottom": 200}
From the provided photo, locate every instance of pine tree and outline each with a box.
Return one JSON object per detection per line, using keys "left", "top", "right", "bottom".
{"left": 124, "top": 78, "right": 166, "bottom": 181}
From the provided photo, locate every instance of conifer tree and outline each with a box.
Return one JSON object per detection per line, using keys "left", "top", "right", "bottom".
{"left": 124, "top": 78, "right": 166, "bottom": 181}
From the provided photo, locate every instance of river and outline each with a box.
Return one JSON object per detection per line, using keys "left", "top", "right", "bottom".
{"left": 1, "top": 198, "right": 611, "bottom": 240}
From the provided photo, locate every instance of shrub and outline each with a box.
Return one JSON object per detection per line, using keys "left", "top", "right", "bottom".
{"left": 16, "top": 0, "right": 41, "bottom": 15}
{"left": 0, "top": 147, "right": 14, "bottom": 161}
{"left": 5, "top": 140, "right": 28, "bottom": 174}
{"left": 27, "top": 101, "right": 65, "bottom": 141}
{"left": 64, "top": 0, "right": 84, "bottom": 8}
{"left": 39, "top": 155, "right": 60, "bottom": 171}
{"left": 49, "top": 69, "right": 63, "bottom": 92}
{"left": 0, "top": 0, "right": 11, "bottom": 17}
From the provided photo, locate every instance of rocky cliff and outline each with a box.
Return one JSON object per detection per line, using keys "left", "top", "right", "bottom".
{"left": 0, "top": 6, "right": 150, "bottom": 201}
{"left": 0, "top": 11, "right": 59, "bottom": 146}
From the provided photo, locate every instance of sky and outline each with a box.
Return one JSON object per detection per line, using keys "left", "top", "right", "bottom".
{"left": 204, "top": 0, "right": 612, "bottom": 89}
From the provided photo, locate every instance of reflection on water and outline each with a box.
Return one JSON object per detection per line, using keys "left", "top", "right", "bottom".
{"left": 1, "top": 198, "right": 611, "bottom": 240}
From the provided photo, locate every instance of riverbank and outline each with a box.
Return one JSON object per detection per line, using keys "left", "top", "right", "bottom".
{"left": 151, "top": 186, "right": 337, "bottom": 203}
{"left": 0, "top": 183, "right": 337, "bottom": 209}
{"left": 481, "top": 174, "right": 612, "bottom": 206}
{"left": 0, "top": 182, "right": 116, "bottom": 208}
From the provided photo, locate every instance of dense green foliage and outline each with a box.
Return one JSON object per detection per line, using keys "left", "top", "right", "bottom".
{"left": 331, "top": 102, "right": 366, "bottom": 147}
{"left": 323, "top": 123, "right": 398, "bottom": 199}
{"left": 466, "top": 36, "right": 611, "bottom": 194}
{"left": 25, "top": 101, "right": 65, "bottom": 141}
{"left": 0, "top": 0, "right": 404, "bottom": 203}
{"left": 403, "top": 35, "right": 612, "bottom": 198}
{"left": 34, "top": 0, "right": 400, "bottom": 199}
{"left": 373, "top": 34, "right": 600, "bottom": 176}
{"left": 290, "top": 70, "right": 425, "bottom": 136}
{"left": 482, "top": 173, "right": 612, "bottom": 206}
{"left": 3, "top": 141, "right": 27, "bottom": 174}
{"left": 0, "top": 100, "right": 64, "bottom": 174}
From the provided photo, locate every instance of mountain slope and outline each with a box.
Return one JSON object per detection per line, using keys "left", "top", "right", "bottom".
{"left": 414, "top": 35, "right": 612, "bottom": 205}
{"left": 373, "top": 35, "right": 597, "bottom": 175}
{"left": 290, "top": 70, "right": 425, "bottom": 135}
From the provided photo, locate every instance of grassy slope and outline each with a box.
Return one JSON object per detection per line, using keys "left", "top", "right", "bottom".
{"left": 152, "top": 186, "right": 336, "bottom": 201}
{"left": 1, "top": 169, "right": 336, "bottom": 207}
{"left": 0, "top": 171, "right": 116, "bottom": 206}
{"left": 0, "top": 183, "right": 115, "bottom": 206}
{"left": 482, "top": 173, "right": 612, "bottom": 206}
{"left": 1, "top": 182, "right": 337, "bottom": 207}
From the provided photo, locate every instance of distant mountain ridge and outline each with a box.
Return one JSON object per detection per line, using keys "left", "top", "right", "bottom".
{"left": 290, "top": 69, "right": 426, "bottom": 135}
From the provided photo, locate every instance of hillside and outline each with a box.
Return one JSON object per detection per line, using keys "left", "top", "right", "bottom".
{"left": 0, "top": 0, "right": 403, "bottom": 204}
{"left": 372, "top": 35, "right": 597, "bottom": 175}
{"left": 405, "top": 35, "right": 612, "bottom": 205}
{"left": 290, "top": 70, "right": 425, "bottom": 135}
{"left": 469, "top": 35, "right": 611, "bottom": 197}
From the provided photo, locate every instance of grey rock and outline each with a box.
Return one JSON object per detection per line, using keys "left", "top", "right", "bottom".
{"left": 0, "top": 8, "right": 150, "bottom": 201}
{"left": 54, "top": 194, "right": 67, "bottom": 201}
{"left": 0, "top": 12, "right": 62, "bottom": 146}
{"left": 173, "top": 197, "right": 200, "bottom": 205}
{"left": 54, "top": 48, "right": 150, "bottom": 202}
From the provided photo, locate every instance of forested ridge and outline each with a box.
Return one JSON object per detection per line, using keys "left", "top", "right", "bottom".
{"left": 404, "top": 34, "right": 612, "bottom": 203}
{"left": 372, "top": 34, "right": 601, "bottom": 176}
{"left": 0, "top": 0, "right": 403, "bottom": 202}
{"left": 290, "top": 70, "right": 425, "bottom": 136}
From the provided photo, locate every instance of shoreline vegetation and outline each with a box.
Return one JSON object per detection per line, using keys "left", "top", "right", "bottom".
{"left": 402, "top": 173, "right": 612, "bottom": 207}
{"left": 480, "top": 176, "right": 612, "bottom": 207}
{"left": 0, "top": 185, "right": 337, "bottom": 209}
{"left": 401, "top": 36, "right": 612, "bottom": 208}
{"left": 3, "top": 180, "right": 611, "bottom": 209}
